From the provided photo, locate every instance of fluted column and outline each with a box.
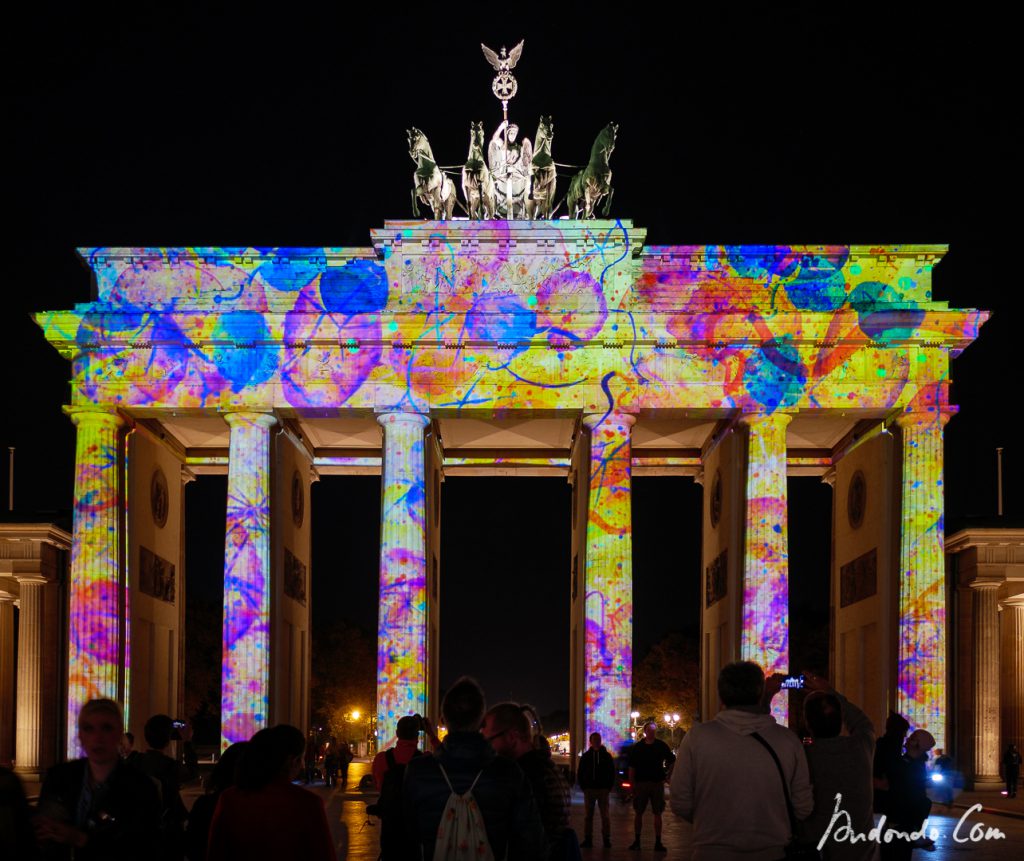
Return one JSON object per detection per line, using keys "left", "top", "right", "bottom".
{"left": 1003, "top": 602, "right": 1024, "bottom": 760}
{"left": 970, "top": 582, "right": 1001, "bottom": 783}
{"left": 740, "top": 412, "right": 791, "bottom": 721}
{"left": 13, "top": 575, "right": 45, "bottom": 776}
{"left": 376, "top": 411, "right": 430, "bottom": 744}
{"left": 65, "top": 407, "right": 125, "bottom": 756}
{"left": 0, "top": 591, "right": 14, "bottom": 766}
{"left": 895, "top": 409, "right": 951, "bottom": 749}
{"left": 220, "top": 411, "right": 277, "bottom": 750}
{"left": 581, "top": 412, "right": 635, "bottom": 745}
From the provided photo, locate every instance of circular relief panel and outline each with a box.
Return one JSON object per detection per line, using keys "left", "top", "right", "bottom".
{"left": 847, "top": 470, "right": 867, "bottom": 530}
{"left": 150, "top": 467, "right": 169, "bottom": 529}
{"left": 291, "top": 470, "right": 304, "bottom": 528}
{"left": 710, "top": 469, "right": 723, "bottom": 529}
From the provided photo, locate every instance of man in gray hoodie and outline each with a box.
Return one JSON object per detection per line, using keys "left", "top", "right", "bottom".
{"left": 670, "top": 661, "right": 813, "bottom": 861}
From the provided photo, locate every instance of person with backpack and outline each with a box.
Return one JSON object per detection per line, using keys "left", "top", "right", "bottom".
{"left": 368, "top": 715, "right": 425, "bottom": 858}
{"left": 403, "top": 676, "right": 545, "bottom": 860}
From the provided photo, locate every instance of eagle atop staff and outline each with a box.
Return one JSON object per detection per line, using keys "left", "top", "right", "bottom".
{"left": 480, "top": 40, "right": 524, "bottom": 73}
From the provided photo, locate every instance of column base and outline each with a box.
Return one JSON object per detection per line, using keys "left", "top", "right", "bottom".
{"left": 969, "top": 775, "right": 1004, "bottom": 790}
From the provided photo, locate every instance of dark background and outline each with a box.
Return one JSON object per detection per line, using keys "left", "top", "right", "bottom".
{"left": 6, "top": 3, "right": 1018, "bottom": 719}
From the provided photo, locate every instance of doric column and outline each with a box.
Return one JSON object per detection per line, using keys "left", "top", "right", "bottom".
{"left": 14, "top": 575, "right": 46, "bottom": 776}
{"left": 581, "top": 412, "right": 636, "bottom": 745}
{"left": 220, "top": 411, "right": 277, "bottom": 750}
{"left": 895, "top": 409, "right": 951, "bottom": 748}
{"left": 376, "top": 411, "right": 430, "bottom": 744}
{"left": 739, "top": 412, "right": 791, "bottom": 721}
{"left": 0, "top": 590, "right": 14, "bottom": 766}
{"left": 1003, "top": 602, "right": 1024, "bottom": 758}
{"left": 65, "top": 407, "right": 125, "bottom": 756}
{"left": 971, "top": 581, "right": 1001, "bottom": 784}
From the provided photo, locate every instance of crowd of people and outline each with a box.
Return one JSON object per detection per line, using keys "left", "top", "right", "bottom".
{"left": 0, "top": 662, "right": 1019, "bottom": 859}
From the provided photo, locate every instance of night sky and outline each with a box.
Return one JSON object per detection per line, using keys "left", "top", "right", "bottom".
{"left": 6, "top": 5, "right": 1018, "bottom": 718}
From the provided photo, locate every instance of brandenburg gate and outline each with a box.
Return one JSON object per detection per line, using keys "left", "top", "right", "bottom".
{"left": 35, "top": 221, "right": 985, "bottom": 757}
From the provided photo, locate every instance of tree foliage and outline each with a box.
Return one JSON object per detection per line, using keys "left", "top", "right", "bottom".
{"left": 632, "top": 632, "right": 700, "bottom": 734}
{"left": 310, "top": 619, "right": 376, "bottom": 743}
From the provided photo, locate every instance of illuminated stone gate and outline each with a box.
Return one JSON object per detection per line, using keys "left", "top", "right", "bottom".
{"left": 36, "top": 221, "right": 986, "bottom": 757}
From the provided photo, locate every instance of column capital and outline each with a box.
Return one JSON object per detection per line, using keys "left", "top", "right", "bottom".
{"left": 968, "top": 578, "right": 1002, "bottom": 591}
{"left": 581, "top": 412, "right": 637, "bottom": 430}
{"left": 0, "top": 589, "right": 16, "bottom": 603}
{"left": 222, "top": 410, "right": 278, "bottom": 429}
{"left": 376, "top": 411, "right": 430, "bottom": 429}
{"left": 63, "top": 406, "right": 125, "bottom": 429}
{"left": 14, "top": 574, "right": 47, "bottom": 586}
{"left": 821, "top": 467, "right": 837, "bottom": 488}
{"left": 738, "top": 410, "right": 793, "bottom": 429}
{"left": 181, "top": 465, "right": 197, "bottom": 485}
{"left": 895, "top": 406, "right": 956, "bottom": 430}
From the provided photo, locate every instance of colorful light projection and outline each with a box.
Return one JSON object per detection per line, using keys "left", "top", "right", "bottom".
{"left": 376, "top": 412, "right": 429, "bottom": 743}
{"left": 583, "top": 410, "right": 635, "bottom": 744}
{"left": 65, "top": 407, "right": 125, "bottom": 756}
{"left": 36, "top": 227, "right": 986, "bottom": 750}
{"left": 220, "top": 411, "right": 276, "bottom": 750}
{"left": 740, "top": 412, "right": 792, "bottom": 724}
{"left": 895, "top": 408, "right": 951, "bottom": 749}
{"left": 38, "top": 234, "right": 985, "bottom": 420}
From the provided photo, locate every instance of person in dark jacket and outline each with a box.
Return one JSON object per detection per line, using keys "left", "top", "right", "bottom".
{"left": 881, "top": 729, "right": 935, "bottom": 861}
{"left": 132, "top": 713, "right": 200, "bottom": 860}
{"left": 483, "top": 702, "right": 574, "bottom": 859}
{"left": 873, "top": 711, "right": 910, "bottom": 815}
{"left": 577, "top": 732, "right": 615, "bottom": 849}
{"left": 184, "top": 741, "right": 247, "bottom": 861}
{"left": 403, "top": 676, "right": 545, "bottom": 861}
{"left": 35, "top": 698, "right": 161, "bottom": 860}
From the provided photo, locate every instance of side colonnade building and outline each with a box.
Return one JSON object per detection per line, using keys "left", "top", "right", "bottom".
{"left": 32, "top": 220, "right": 990, "bottom": 769}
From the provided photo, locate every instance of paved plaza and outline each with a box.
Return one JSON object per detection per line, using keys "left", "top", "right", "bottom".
{"left": 178, "top": 758, "right": 1023, "bottom": 860}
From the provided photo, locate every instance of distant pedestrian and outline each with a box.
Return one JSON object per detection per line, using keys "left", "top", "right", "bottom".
{"left": 338, "top": 741, "right": 354, "bottom": 788}
{"left": 626, "top": 720, "right": 675, "bottom": 852}
{"left": 402, "top": 676, "right": 545, "bottom": 860}
{"left": 35, "top": 698, "right": 161, "bottom": 860}
{"left": 577, "top": 732, "right": 615, "bottom": 849}
{"left": 930, "top": 748, "right": 955, "bottom": 810}
{"left": 207, "top": 724, "right": 334, "bottom": 861}
{"left": 1003, "top": 743, "right": 1021, "bottom": 798}
{"left": 483, "top": 702, "right": 574, "bottom": 859}
{"left": 184, "top": 741, "right": 247, "bottom": 861}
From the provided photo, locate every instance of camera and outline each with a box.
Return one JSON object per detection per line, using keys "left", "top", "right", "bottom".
{"left": 170, "top": 719, "right": 187, "bottom": 740}
{"left": 780, "top": 674, "right": 805, "bottom": 690}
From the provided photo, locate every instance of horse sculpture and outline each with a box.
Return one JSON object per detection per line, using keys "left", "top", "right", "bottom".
{"left": 408, "top": 127, "right": 456, "bottom": 220}
{"left": 462, "top": 121, "right": 496, "bottom": 220}
{"left": 527, "top": 115, "right": 556, "bottom": 220}
{"left": 566, "top": 122, "right": 617, "bottom": 220}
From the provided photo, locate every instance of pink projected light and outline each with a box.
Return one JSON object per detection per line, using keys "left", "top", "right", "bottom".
{"left": 583, "top": 410, "right": 635, "bottom": 744}
{"left": 741, "top": 412, "right": 791, "bottom": 723}
{"left": 65, "top": 409, "right": 124, "bottom": 756}
{"left": 376, "top": 412, "right": 429, "bottom": 743}
{"left": 896, "top": 407, "right": 950, "bottom": 749}
{"left": 220, "top": 412, "right": 276, "bottom": 750}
